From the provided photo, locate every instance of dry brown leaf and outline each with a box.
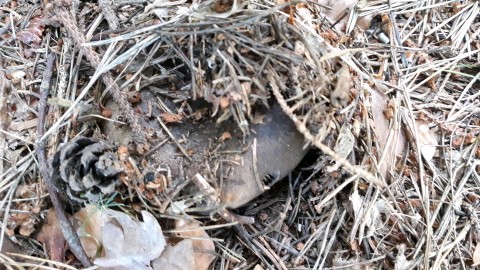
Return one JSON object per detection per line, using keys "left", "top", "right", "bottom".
{"left": 36, "top": 208, "right": 67, "bottom": 262}
{"left": 370, "top": 87, "right": 406, "bottom": 180}
{"left": 152, "top": 240, "right": 195, "bottom": 270}
{"left": 350, "top": 239, "right": 360, "bottom": 252}
{"left": 327, "top": 124, "right": 354, "bottom": 172}
{"left": 76, "top": 206, "right": 213, "bottom": 270}
{"left": 219, "top": 131, "right": 232, "bottom": 142}
{"left": 17, "top": 16, "right": 45, "bottom": 47}
{"left": 8, "top": 118, "right": 38, "bottom": 131}
{"left": 75, "top": 206, "right": 167, "bottom": 270}
{"left": 94, "top": 210, "right": 166, "bottom": 270}
{"left": 161, "top": 113, "right": 183, "bottom": 123}
{"left": 175, "top": 219, "right": 215, "bottom": 270}
{"left": 472, "top": 242, "right": 480, "bottom": 266}
{"left": 415, "top": 120, "right": 437, "bottom": 163}
{"left": 219, "top": 96, "right": 230, "bottom": 109}
{"left": 74, "top": 205, "right": 110, "bottom": 259}
{"left": 330, "top": 67, "right": 351, "bottom": 108}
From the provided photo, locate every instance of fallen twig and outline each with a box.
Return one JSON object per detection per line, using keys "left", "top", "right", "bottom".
{"left": 47, "top": 0, "right": 147, "bottom": 142}
{"left": 0, "top": 59, "right": 10, "bottom": 176}
{"left": 268, "top": 71, "right": 386, "bottom": 189}
{"left": 35, "top": 53, "right": 92, "bottom": 267}
{"left": 98, "top": 0, "right": 119, "bottom": 29}
{"left": 157, "top": 116, "right": 193, "bottom": 162}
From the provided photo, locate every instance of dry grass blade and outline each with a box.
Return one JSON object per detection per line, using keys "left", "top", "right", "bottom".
{"left": 270, "top": 72, "right": 384, "bottom": 189}
{"left": 48, "top": 2, "right": 147, "bottom": 142}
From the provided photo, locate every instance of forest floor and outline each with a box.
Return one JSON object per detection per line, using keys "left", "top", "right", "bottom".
{"left": 1, "top": 0, "right": 480, "bottom": 269}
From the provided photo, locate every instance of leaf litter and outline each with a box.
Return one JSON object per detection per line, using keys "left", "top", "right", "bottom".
{"left": 0, "top": 0, "right": 479, "bottom": 269}
{"left": 74, "top": 205, "right": 215, "bottom": 270}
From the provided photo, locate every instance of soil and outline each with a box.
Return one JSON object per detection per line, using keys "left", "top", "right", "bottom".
{"left": 102, "top": 89, "right": 308, "bottom": 208}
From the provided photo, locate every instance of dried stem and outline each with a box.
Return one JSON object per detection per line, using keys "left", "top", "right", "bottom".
{"left": 50, "top": 1, "right": 147, "bottom": 141}
{"left": 35, "top": 53, "right": 92, "bottom": 267}
{"left": 0, "top": 59, "right": 10, "bottom": 176}
{"left": 269, "top": 71, "right": 386, "bottom": 189}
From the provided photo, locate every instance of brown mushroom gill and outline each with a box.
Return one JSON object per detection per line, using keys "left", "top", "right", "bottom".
{"left": 103, "top": 90, "right": 307, "bottom": 209}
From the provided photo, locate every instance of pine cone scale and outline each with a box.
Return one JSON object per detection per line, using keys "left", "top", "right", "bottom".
{"left": 51, "top": 136, "right": 124, "bottom": 204}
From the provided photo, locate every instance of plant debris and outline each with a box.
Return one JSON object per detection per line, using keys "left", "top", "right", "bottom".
{"left": 36, "top": 208, "right": 67, "bottom": 262}
{"left": 75, "top": 205, "right": 215, "bottom": 270}
{"left": 51, "top": 136, "right": 124, "bottom": 204}
{"left": 0, "top": 0, "right": 479, "bottom": 268}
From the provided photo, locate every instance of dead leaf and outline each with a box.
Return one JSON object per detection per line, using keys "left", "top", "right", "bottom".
{"left": 350, "top": 239, "right": 360, "bottom": 252}
{"left": 394, "top": 244, "right": 412, "bottom": 270}
{"left": 175, "top": 219, "right": 215, "bottom": 270}
{"left": 327, "top": 124, "right": 354, "bottom": 172}
{"left": 8, "top": 118, "right": 38, "bottom": 131}
{"left": 415, "top": 120, "right": 437, "bottom": 163}
{"left": 152, "top": 240, "right": 195, "bottom": 270}
{"left": 93, "top": 210, "right": 166, "bottom": 270}
{"left": 251, "top": 113, "right": 266, "bottom": 124}
{"left": 370, "top": 87, "right": 406, "bottom": 180}
{"left": 219, "top": 131, "right": 232, "bottom": 142}
{"left": 17, "top": 16, "right": 45, "bottom": 47}
{"left": 472, "top": 242, "right": 480, "bottom": 266}
{"left": 330, "top": 67, "right": 351, "bottom": 108}
{"left": 37, "top": 208, "right": 67, "bottom": 262}
{"left": 76, "top": 206, "right": 213, "bottom": 270}
{"left": 219, "top": 96, "right": 230, "bottom": 109}
{"left": 75, "top": 205, "right": 110, "bottom": 259}
{"left": 161, "top": 113, "right": 183, "bottom": 123}
{"left": 75, "top": 206, "right": 167, "bottom": 270}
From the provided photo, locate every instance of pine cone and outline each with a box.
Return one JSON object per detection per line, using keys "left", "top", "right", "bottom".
{"left": 51, "top": 136, "right": 124, "bottom": 204}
